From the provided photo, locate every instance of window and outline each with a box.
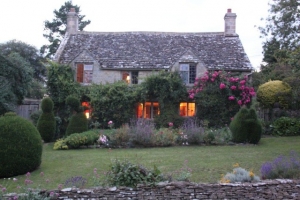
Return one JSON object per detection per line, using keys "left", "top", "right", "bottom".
{"left": 179, "top": 102, "right": 195, "bottom": 117}
{"left": 122, "top": 71, "right": 139, "bottom": 84}
{"left": 179, "top": 63, "right": 196, "bottom": 84}
{"left": 136, "top": 102, "right": 160, "bottom": 119}
{"left": 76, "top": 63, "right": 93, "bottom": 84}
{"left": 81, "top": 101, "right": 91, "bottom": 119}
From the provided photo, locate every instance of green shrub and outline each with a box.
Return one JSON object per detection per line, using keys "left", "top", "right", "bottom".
{"left": 0, "top": 112, "right": 42, "bottom": 178}
{"left": 37, "top": 97, "right": 56, "bottom": 142}
{"left": 65, "top": 130, "right": 98, "bottom": 149}
{"left": 30, "top": 110, "right": 42, "bottom": 127}
{"left": 105, "top": 159, "right": 164, "bottom": 187}
{"left": 154, "top": 103, "right": 184, "bottom": 129}
{"left": 152, "top": 128, "right": 177, "bottom": 147}
{"left": 66, "top": 96, "right": 81, "bottom": 113}
{"left": 272, "top": 117, "right": 300, "bottom": 136}
{"left": 65, "top": 112, "right": 88, "bottom": 135}
{"left": 230, "top": 108, "right": 262, "bottom": 144}
{"left": 257, "top": 80, "right": 292, "bottom": 108}
{"left": 108, "top": 125, "right": 130, "bottom": 147}
{"left": 220, "top": 164, "right": 260, "bottom": 183}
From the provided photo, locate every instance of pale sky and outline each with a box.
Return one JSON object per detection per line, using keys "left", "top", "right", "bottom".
{"left": 0, "top": 0, "right": 270, "bottom": 70}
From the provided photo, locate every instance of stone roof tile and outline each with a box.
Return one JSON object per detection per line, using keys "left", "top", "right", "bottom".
{"left": 56, "top": 31, "right": 252, "bottom": 71}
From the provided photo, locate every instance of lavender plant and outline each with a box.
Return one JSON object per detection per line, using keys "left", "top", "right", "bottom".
{"left": 179, "top": 117, "right": 205, "bottom": 145}
{"left": 261, "top": 151, "right": 300, "bottom": 179}
{"left": 129, "top": 118, "right": 156, "bottom": 147}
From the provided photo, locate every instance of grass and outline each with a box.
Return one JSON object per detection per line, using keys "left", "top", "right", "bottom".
{"left": 1, "top": 136, "right": 300, "bottom": 192}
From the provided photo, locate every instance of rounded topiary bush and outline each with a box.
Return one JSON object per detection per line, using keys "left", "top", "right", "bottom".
{"left": 66, "top": 112, "right": 88, "bottom": 135}
{"left": 66, "top": 96, "right": 88, "bottom": 135}
{"left": 230, "top": 108, "right": 262, "bottom": 144}
{"left": 0, "top": 112, "right": 43, "bottom": 178}
{"left": 37, "top": 97, "right": 56, "bottom": 142}
{"left": 257, "top": 80, "right": 292, "bottom": 108}
{"left": 66, "top": 96, "right": 81, "bottom": 113}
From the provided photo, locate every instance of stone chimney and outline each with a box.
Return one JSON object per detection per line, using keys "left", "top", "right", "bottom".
{"left": 67, "top": 8, "right": 78, "bottom": 34}
{"left": 224, "top": 9, "right": 237, "bottom": 36}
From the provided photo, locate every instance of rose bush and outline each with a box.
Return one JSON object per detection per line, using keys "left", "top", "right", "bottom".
{"left": 188, "top": 71, "right": 255, "bottom": 127}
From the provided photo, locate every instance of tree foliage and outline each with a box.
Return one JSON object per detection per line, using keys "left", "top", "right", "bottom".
{"left": 41, "top": 1, "right": 91, "bottom": 58}
{"left": 46, "top": 61, "right": 81, "bottom": 134}
{"left": 0, "top": 40, "right": 46, "bottom": 81}
{"left": 0, "top": 53, "right": 34, "bottom": 115}
{"left": 260, "top": 0, "right": 300, "bottom": 50}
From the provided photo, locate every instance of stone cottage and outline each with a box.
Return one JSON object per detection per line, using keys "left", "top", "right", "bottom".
{"left": 54, "top": 8, "right": 253, "bottom": 119}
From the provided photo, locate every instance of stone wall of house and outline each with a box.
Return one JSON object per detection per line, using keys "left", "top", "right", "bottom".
{"left": 25, "top": 179, "right": 300, "bottom": 199}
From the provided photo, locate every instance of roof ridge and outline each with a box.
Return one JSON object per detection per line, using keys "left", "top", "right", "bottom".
{"left": 74, "top": 31, "right": 225, "bottom": 35}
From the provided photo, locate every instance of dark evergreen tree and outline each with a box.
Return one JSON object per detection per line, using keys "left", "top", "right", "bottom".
{"left": 41, "top": 1, "right": 91, "bottom": 58}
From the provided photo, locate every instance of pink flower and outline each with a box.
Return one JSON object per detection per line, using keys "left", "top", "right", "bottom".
{"left": 2, "top": 187, "right": 6, "bottom": 192}
{"left": 239, "top": 80, "right": 246, "bottom": 85}
{"left": 58, "top": 184, "right": 63, "bottom": 190}
{"left": 237, "top": 100, "right": 242, "bottom": 105}
{"left": 219, "top": 83, "right": 226, "bottom": 89}
{"left": 230, "top": 85, "right": 237, "bottom": 90}
{"left": 26, "top": 172, "right": 30, "bottom": 178}
{"left": 168, "top": 122, "right": 173, "bottom": 127}
{"left": 108, "top": 121, "right": 113, "bottom": 125}
{"left": 189, "top": 93, "right": 195, "bottom": 99}
{"left": 228, "top": 96, "right": 235, "bottom": 101}
{"left": 40, "top": 172, "right": 44, "bottom": 177}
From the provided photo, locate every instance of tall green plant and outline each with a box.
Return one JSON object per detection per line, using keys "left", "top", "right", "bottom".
{"left": 37, "top": 97, "right": 56, "bottom": 142}
{"left": 89, "top": 81, "right": 137, "bottom": 128}
{"left": 47, "top": 61, "right": 82, "bottom": 134}
{"left": 65, "top": 96, "right": 88, "bottom": 135}
{"left": 230, "top": 107, "right": 262, "bottom": 144}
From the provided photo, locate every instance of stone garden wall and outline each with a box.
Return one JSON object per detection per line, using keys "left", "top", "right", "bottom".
{"left": 43, "top": 179, "right": 300, "bottom": 199}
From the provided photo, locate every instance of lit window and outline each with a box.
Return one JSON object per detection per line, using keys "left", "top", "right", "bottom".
{"left": 179, "top": 63, "right": 196, "bottom": 84}
{"left": 179, "top": 102, "right": 195, "bottom": 117}
{"left": 81, "top": 101, "right": 91, "bottom": 119}
{"left": 122, "top": 71, "right": 139, "bottom": 84}
{"left": 136, "top": 102, "right": 160, "bottom": 119}
{"left": 77, "top": 64, "right": 93, "bottom": 84}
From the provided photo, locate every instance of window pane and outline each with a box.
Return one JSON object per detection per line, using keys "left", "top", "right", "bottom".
{"left": 187, "top": 103, "right": 195, "bottom": 116}
{"left": 136, "top": 103, "right": 143, "bottom": 118}
{"left": 189, "top": 65, "right": 196, "bottom": 84}
{"left": 153, "top": 102, "right": 160, "bottom": 117}
{"left": 180, "top": 64, "right": 189, "bottom": 71}
{"left": 122, "top": 72, "right": 130, "bottom": 84}
{"left": 180, "top": 102, "right": 187, "bottom": 116}
{"left": 144, "top": 102, "right": 151, "bottom": 119}
{"left": 132, "top": 71, "right": 138, "bottom": 84}
{"left": 180, "top": 71, "right": 189, "bottom": 84}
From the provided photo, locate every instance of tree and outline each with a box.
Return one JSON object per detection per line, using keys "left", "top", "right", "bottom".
{"left": 0, "top": 40, "right": 46, "bottom": 81}
{"left": 259, "top": 0, "right": 300, "bottom": 50}
{"left": 0, "top": 54, "right": 33, "bottom": 115}
{"left": 41, "top": 1, "right": 91, "bottom": 58}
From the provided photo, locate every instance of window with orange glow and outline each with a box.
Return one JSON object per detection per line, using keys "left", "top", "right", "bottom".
{"left": 136, "top": 102, "right": 160, "bottom": 119}
{"left": 179, "top": 102, "right": 195, "bottom": 117}
{"left": 81, "top": 101, "right": 91, "bottom": 118}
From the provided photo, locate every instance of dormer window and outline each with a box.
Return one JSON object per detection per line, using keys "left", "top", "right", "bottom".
{"left": 179, "top": 63, "right": 196, "bottom": 84}
{"left": 76, "top": 63, "right": 93, "bottom": 84}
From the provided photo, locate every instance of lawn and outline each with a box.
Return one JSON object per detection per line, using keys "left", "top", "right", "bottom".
{"left": 1, "top": 136, "right": 300, "bottom": 192}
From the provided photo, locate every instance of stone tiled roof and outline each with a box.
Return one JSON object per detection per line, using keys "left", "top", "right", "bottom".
{"left": 55, "top": 31, "right": 252, "bottom": 71}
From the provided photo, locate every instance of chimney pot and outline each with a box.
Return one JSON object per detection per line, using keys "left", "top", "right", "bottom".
{"left": 227, "top": 8, "right": 232, "bottom": 13}
{"left": 70, "top": 8, "right": 75, "bottom": 12}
